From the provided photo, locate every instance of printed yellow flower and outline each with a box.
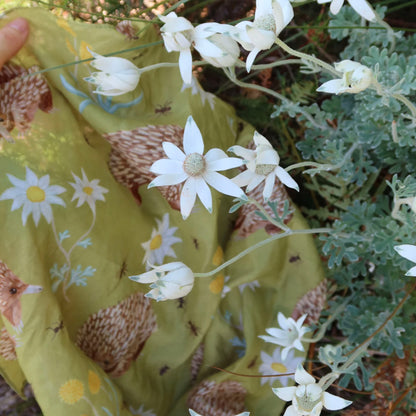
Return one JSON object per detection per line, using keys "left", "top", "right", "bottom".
{"left": 59, "top": 379, "right": 84, "bottom": 404}
{"left": 88, "top": 370, "right": 101, "bottom": 394}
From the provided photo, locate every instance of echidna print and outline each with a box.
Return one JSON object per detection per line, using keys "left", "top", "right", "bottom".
{"left": 291, "top": 279, "right": 327, "bottom": 325}
{"left": 234, "top": 140, "right": 292, "bottom": 237}
{"left": 0, "top": 261, "right": 43, "bottom": 327}
{"left": 0, "top": 327, "right": 17, "bottom": 361}
{"left": 115, "top": 20, "right": 138, "bottom": 40}
{"left": 0, "top": 64, "right": 52, "bottom": 141}
{"left": 76, "top": 291, "right": 157, "bottom": 377}
{"left": 187, "top": 380, "right": 247, "bottom": 416}
{"left": 190, "top": 343, "right": 204, "bottom": 382}
{"left": 104, "top": 125, "right": 183, "bottom": 210}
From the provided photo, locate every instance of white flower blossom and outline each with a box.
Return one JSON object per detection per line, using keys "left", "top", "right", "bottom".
{"left": 259, "top": 313, "right": 311, "bottom": 360}
{"left": 259, "top": 347, "right": 303, "bottom": 386}
{"left": 317, "top": 0, "right": 376, "bottom": 22}
{"left": 129, "top": 262, "right": 194, "bottom": 301}
{"left": 0, "top": 167, "right": 66, "bottom": 226}
{"left": 194, "top": 23, "right": 240, "bottom": 68}
{"left": 394, "top": 244, "right": 416, "bottom": 276}
{"left": 159, "top": 12, "right": 196, "bottom": 85}
{"left": 84, "top": 50, "right": 141, "bottom": 96}
{"left": 273, "top": 365, "right": 352, "bottom": 416}
{"left": 69, "top": 169, "right": 108, "bottom": 213}
{"left": 142, "top": 213, "right": 182, "bottom": 267}
{"left": 148, "top": 116, "right": 246, "bottom": 219}
{"left": 317, "top": 60, "right": 374, "bottom": 94}
{"left": 233, "top": 0, "right": 294, "bottom": 71}
{"left": 229, "top": 131, "right": 299, "bottom": 201}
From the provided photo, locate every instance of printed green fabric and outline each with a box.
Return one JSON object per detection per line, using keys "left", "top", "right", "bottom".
{"left": 0, "top": 8, "right": 324, "bottom": 416}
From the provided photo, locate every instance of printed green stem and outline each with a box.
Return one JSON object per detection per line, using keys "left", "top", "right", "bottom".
{"left": 194, "top": 227, "right": 332, "bottom": 278}
{"left": 274, "top": 37, "right": 340, "bottom": 77}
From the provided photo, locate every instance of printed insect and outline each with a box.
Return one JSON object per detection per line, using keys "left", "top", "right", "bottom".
{"left": 187, "top": 320, "right": 199, "bottom": 337}
{"left": 119, "top": 260, "right": 128, "bottom": 279}
{"left": 159, "top": 365, "right": 170, "bottom": 375}
{"left": 192, "top": 237, "right": 199, "bottom": 250}
{"left": 177, "top": 297, "right": 186, "bottom": 309}
{"left": 155, "top": 100, "right": 172, "bottom": 116}
{"left": 46, "top": 320, "right": 64, "bottom": 339}
{"left": 247, "top": 356, "right": 257, "bottom": 369}
{"left": 289, "top": 254, "right": 301, "bottom": 263}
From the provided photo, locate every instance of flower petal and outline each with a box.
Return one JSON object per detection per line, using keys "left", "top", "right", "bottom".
{"left": 263, "top": 173, "right": 276, "bottom": 201}
{"left": 232, "top": 169, "right": 256, "bottom": 188}
{"left": 129, "top": 270, "right": 158, "bottom": 283}
{"left": 183, "top": 116, "right": 204, "bottom": 155}
{"left": 405, "top": 265, "right": 416, "bottom": 277}
{"left": 394, "top": 245, "right": 416, "bottom": 263}
{"left": 150, "top": 159, "right": 184, "bottom": 175}
{"left": 330, "top": 0, "right": 344, "bottom": 14}
{"left": 180, "top": 177, "right": 197, "bottom": 219}
{"left": 272, "top": 386, "right": 296, "bottom": 402}
{"left": 317, "top": 79, "right": 345, "bottom": 94}
{"left": 163, "top": 142, "right": 186, "bottom": 162}
{"left": 246, "top": 47, "right": 261, "bottom": 72}
{"left": 228, "top": 145, "right": 255, "bottom": 161}
{"left": 323, "top": 392, "right": 353, "bottom": 410}
{"left": 207, "top": 157, "right": 244, "bottom": 172}
{"left": 148, "top": 172, "right": 188, "bottom": 187}
{"left": 275, "top": 166, "right": 299, "bottom": 191}
{"left": 205, "top": 148, "right": 228, "bottom": 162}
{"left": 195, "top": 177, "right": 212, "bottom": 213}
{"left": 203, "top": 171, "right": 245, "bottom": 198}
{"left": 246, "top": 174, "right": 266, "bottom": 193}
{"left": 348, "top": 0, "right": 376, "bottom": 21}
{"left": 295, "top": 365, "right": 315, "bottom": 385}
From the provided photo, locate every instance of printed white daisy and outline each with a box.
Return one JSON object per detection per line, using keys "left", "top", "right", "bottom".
{"left": 0, "top": 167, "right": 66, "bottom": 226}
{"left": 229, "top": 131, "right": 299, "bottom": 201}
{"left": 317, "top": 0, "right": 375, "bottom": 22}
{"left": 142, "top": 213, "right": 182, "bottom": 267}
{"left": 317, "top": 60, "right": 374, "bottom": 95}
{"left": 129, "top": 405, "right": 156, "bottom": 416}
{"left": 84, "top": 50, "right": 141, "bottom": 96}
{"left": 129, "top": 262, "right": 194, "bottom": 301}
{"left": 259, "top": 312, "right": 311, "bottom": 360}
{"left": 259, "top": 347, "right": 303, "bottom": 386}
{"left": 69, "top": 169, "right": 108, "bottom": 214}
{"left": 148, "top": 115, "right": 246, "bottom": 219}
{"left": 273, "top": 365, "right": 352, "bottom": 416}
{"left": 159, "top": 12, "right": 196, "bottom": 85}
{"left": 394, "top": 244, "right": 416, "bottom": 276}
{"left": 189, "top": 410, "right": 250, "bottom": 416}
{"left": 233, "top": 0, "right": 294, "bottom": 71}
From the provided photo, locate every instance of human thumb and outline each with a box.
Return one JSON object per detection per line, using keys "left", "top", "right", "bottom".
{"left": 0, "top": 18, "right": 29, "bottom": 69}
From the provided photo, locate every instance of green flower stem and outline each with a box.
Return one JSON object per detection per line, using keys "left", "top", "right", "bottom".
{"left": 139, "top": 60, "right": 206, "bottom": 73}
{"left": 303, "top": 296, "right": 353, "bottom": 344}
{"left": 234, "top": 58, "right": 304, "bottom": 70}
{"left": 392, "top": 93, "right": 416, "bottom": 125}
{"left": 319, "top": 279, "right": 416, "bottom": 391}
{"left": 223, "top": 68, "right": 328, "bottom": 130}
{"left": 247, "top": 197, "right": 291, "bottom": 231}
{"left": 194, "top": 227, "right": 332, "bottom": 278}
{"left": 274, "top": 37, "right": 340, "bottom": 77}
{"left": 286, "top": 143, "right": 358, "bottom": 174}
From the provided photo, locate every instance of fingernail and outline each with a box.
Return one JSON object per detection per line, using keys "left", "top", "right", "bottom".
{"left": 8, "top": 18, "right": 29, "bottom": 34}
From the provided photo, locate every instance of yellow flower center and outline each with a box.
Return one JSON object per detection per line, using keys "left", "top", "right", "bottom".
{"left": 271, "top": 362, "right": 288, "bottom": 373}
{"left": 83, "top": 186, "right": 93, "bottom": 195}
{"left": 255, "top": 164, "right": 275, "bottom": 176}
{"left": 209, "top": 274, "right": 224, "bottom": 294}
{"left": 150, "top": 234, "right": 163, "bottom": 250}
{"left": 183, "top": 153, "right": 206, "bottom": 176}
{"left": 254, "top": 14, "right": 277, "bottom": 33}
{"left": 26, "top": 186, "right": 45, "bottom": 203}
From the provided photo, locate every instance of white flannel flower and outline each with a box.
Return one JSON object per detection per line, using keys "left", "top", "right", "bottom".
{"left": 129, "top": 262, "right": 194, "bottom": 301}
{"left": 69, "top": 169, "right": 108, "bottom": 214}
{"left": 394, "top": 244, "right": 416, "bottom": 276}
{"left": 233, "top": 0, "right": 294, "bottom": 71}
{"left": 317, "top": 60, "right": 374, "bottom": 94}
{"left": 230, "top": 131, "right": 299, "bottom": 201}
{"left": 0, "top": 167, "right": 66, "bottom": 226}
{"left": 142, "top": 213, "right": 182, "bottom": 267}
{"left": 159, "top": 12, "right": 195, "bottom": 85}
{"left": 190, "top": 410, "right": 249, "bottom": 416}
{"left": 259, "top": 347, "right": 303, "bottom": 386}
{"left": 149, "top": 116, "right": 246, "bottom": 219}
{"left": 273, "top": 365, "right": 352, "bottom": 416}
{"left": 84, "top": 50, "right": 141, "bottom": 96}
{"left": 259, "top": 313, "right": 311, "bottom": 360}
{"left": 317, "top": 0, "right": 376, "bottom": 22}
{"left": 194, "top": 23, "right": 240, "bottom": 68}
